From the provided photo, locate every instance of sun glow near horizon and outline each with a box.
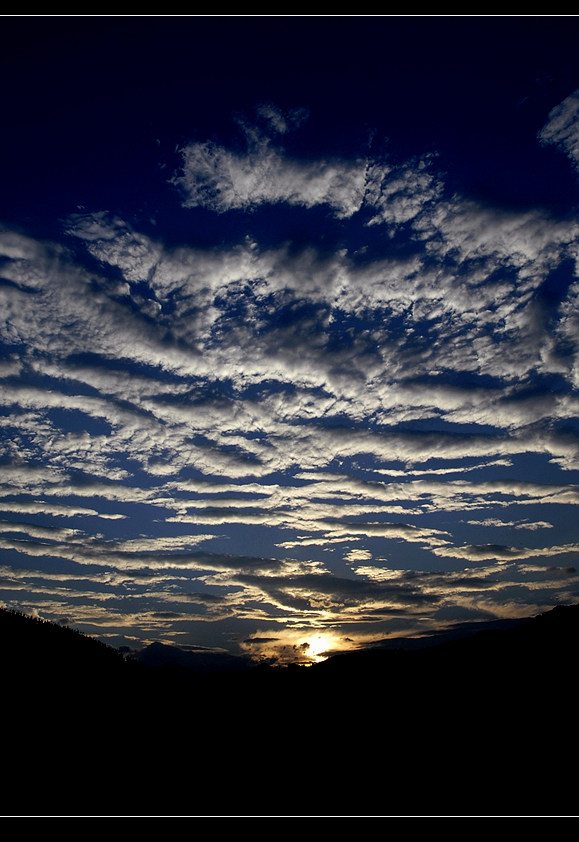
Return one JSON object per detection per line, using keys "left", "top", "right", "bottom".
{"left": 241, "top": 627, "right": 351, "bottom": 665}
{"left": 302, "top": 631, "right": 341, "bottom": 664}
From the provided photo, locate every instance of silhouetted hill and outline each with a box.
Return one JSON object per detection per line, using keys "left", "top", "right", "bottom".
{"left": 1, "top": 608, "right": 131, "bottom": 680}
{"left": 136, "top": 640, "right": 253, "bottom": 675}
{"left": 2, "top": 604, "right": 578, "bottom": 817}
{"left": 311, "top": 603, "right": 579, "bottom": 686}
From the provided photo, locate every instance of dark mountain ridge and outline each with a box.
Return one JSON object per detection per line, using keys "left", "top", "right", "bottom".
{"left": 2, "top": 604, "right": 578, "bottom": 817}
{"left": 4, "top": 602, "right": 577, "bottom": 690}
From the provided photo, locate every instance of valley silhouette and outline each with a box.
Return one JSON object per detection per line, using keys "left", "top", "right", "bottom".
{"left": 2, "top": 604, "right": 578, "bottom": 817}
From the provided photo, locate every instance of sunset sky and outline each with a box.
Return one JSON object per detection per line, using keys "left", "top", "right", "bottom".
{"left": 1, "top": 15, "right": 579, "bottom": 666}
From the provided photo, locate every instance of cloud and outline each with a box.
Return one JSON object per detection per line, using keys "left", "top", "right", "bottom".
{"left": 344, "top": 549, "right": 373, "bottom": 562}
{"left": 0, "top": 501, "right": 119, "bottom": 519}
{"left": 0, "top": 521, "right": 82, "bottom": 540}
{"left": 466, "top": 517, "right": 554, "bottom": 531}
{"left": 2, "top": 95, "right": 579, "bottom": 658}
{"left": 169, "top": 106, "right": 449, "bottom": 231}
{"left": 364, "top": 154, "right": 444, "bottom": 227}
{"left": 320, "top": 517, "right": 451, "bottom": 547}
{"left": 60, "top": 192, "right": 578, "bottom": 419}
{"left": 2, "top": 518, "right": 578, "bottom": 659}
{"left": 538, "top": 89, "right": 579, "bottom": 173}
{"left": 433, "top": 541, "right": 579, "bottom": 562}
{"left": 171, "top": 109, "right": 367, "bottom": 218}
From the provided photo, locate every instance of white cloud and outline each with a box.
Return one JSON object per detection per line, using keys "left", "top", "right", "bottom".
{"left": 0, "top": 501, "right": 111, "bottom": 518}
{"left": 169, "top": 107, "right": 449, "bottom": 230}
{"left": 433, "top": 541, "right": 579, "bottom": 563}
{"left": 173, "top": 133, "right": 367, "bottom": 218}
{"left": 364, "top": 155, "right": 443, "bottom": 226}
{"left": 466, "top": 517, "right": 554, "bottom": 531}
{"left": 538, "top": 88, "right": 579, "bottom": 173}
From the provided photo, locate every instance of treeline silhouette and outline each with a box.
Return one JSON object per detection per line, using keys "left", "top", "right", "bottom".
{"left": 1, "top": 608, "right": 130, "bottom": 676}
{"left": 2, "top": 604, "right": 578, "bottom": 817}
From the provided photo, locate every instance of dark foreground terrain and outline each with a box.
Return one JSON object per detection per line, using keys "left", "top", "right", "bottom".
{"left": 2, "top": 604, "right": 578, "bottom": 817}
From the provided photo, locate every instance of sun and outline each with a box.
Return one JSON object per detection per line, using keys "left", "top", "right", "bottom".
{"left": 302, "top": 632, "right": 338, "bottom": 664}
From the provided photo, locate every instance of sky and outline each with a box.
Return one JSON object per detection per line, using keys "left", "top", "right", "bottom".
{"left": 1, "top": 15, "right": 579, "bottom": 666}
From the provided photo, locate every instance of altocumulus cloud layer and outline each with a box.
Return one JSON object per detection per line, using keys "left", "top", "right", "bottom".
{"left": 2, "top": 52, "right": 579, "bottom": 663}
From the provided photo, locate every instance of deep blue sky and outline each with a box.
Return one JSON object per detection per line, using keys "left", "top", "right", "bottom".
{"left": 1, "top": 15, "right": 579, "bottom": 665}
